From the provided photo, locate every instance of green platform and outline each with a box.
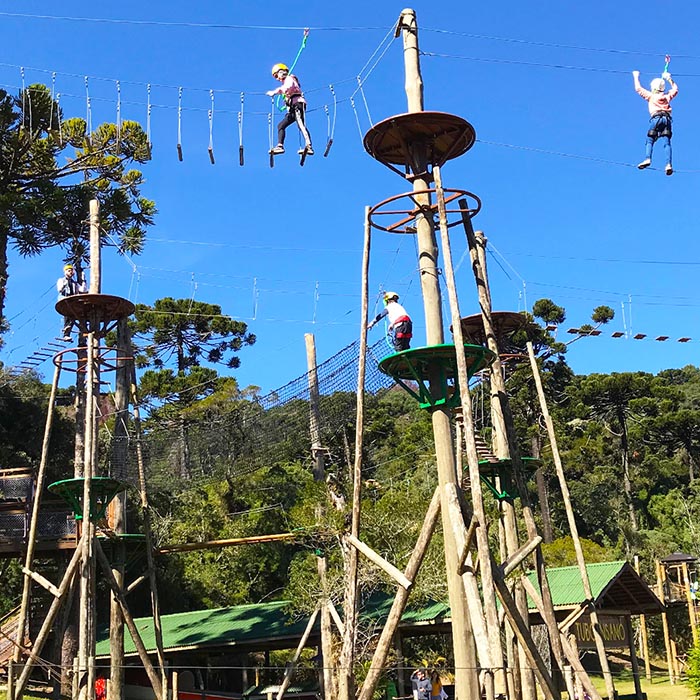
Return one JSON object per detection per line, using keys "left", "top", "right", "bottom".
{"left": 378, "top": 343, "right": 496, "bottom": 409}
{"left": 97, "top": 533, "right": 147, "bottom": 568}
{"left": 48, "top": 476, "right": 127, "bottom": 521}
{"left": 477, "top": 457, "right": 540, "bottom": 500}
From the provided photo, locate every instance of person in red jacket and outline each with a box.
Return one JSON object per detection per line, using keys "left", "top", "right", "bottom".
{"left": 633, "top": 70, "right": 678, "bottom": 175}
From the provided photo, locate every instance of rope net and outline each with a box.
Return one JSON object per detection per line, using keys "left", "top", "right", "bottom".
{"left": 106, "top": 338, "right": 396, "bottom": 491}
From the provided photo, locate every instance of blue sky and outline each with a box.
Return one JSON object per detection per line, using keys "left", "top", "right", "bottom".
{"left": 2, "top": 1, "right": 700, "bottom": 393}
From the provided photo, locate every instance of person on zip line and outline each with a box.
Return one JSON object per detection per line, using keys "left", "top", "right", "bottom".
{"left": 266, "top": 63, "right": 313, "bottom": 156}
{"left": 633, "top": 69, "right": 678, "bottom": 175}
{"left": 367, "top": 291, "right": 413, "bottom": 352}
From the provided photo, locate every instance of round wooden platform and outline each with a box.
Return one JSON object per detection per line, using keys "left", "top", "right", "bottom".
{"left": 364, "top": 112, "right": 476, "bottom": 174}
{"left": 55, "top": 294, "right": 135, "bottom": 323}
{"left": 457, "top": 311, "right": 531, "bottom": 346}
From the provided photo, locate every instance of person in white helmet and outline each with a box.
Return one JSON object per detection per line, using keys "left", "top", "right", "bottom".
{"left": 632, "top": 70, "right": 678, "bottom": 175}
{"left": 56, "top": 263, "right": 87, "bottom": 340}
{"left": 367, "top": 292, "right": 412, "bottom": 352}
{"left": 266, "top": 63, "right": 313, "bottom": 156}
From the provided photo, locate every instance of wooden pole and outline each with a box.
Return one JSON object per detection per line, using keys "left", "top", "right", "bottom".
{"left": 435, "top": 166, "right": 504, "bottom": 699}
{"left": 14, "top": 358, "right": 62, "bottom": 664}
{"left": 633, "top": 557, "right": 652, "bottom": 682}
{"left": 337, "top": 206, "right": 371, "bottom": 700}
{"left": 129, "top": 361, "right": 167, "bottom": 700}
{"left": 14, "top": 537, "right": 84, "bottom": 699}
{"left": 346, "top": 535, "right": 412, "bottom": 589}
{"left": 156, "top": 532, "right": 298, "bottom": 553}
{"left": 656, "top": 560, "right": 675, "bottom": 684}
{"left": 89, "top": 200, "right": 101, "bottom": 294}
{"left": 682, "top": 561, "right": 699, "bottom": 644}
{"left": 625, "top": 616, "right": 643, "bottom": 700}
{"left": 276, "top": 607, "right": 320, "bottom": 700}
{"left": 398, "top": 14, "right": 480, "bottom": 699}
{"left": 305, "top": 332, "right": 335, "bottom": 700}
{"left": 358, "top": 488, "right": 440, "bottom": 700}
{"left": 461, "top": 216, "right": 535, "bottom": 700}
{"left": 94, "top": 540, "right": 163, "bottom": 700}
{"left": 109, "top": 319, "right": 130, "bottom": 700}
{"left": 526, "top": 341, "right": 615, "bottom": 700}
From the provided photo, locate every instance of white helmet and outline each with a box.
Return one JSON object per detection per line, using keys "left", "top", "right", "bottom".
{"left": 383, "top": 291, "right": 399, "bottom": 304}
{"left": 650, "top": 78, "right": 666, "bottom": 93}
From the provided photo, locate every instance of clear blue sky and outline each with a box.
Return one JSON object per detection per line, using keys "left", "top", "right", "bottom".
{"left": 2, "top": 1, "right": 700, "bottom": 393}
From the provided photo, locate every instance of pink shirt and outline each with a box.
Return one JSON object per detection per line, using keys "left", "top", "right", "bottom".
{"left": 636, "top": 82, "right": 678, "bottom": 116}
{"left": 270, "top": 75, "right": 306, "bottom": 106}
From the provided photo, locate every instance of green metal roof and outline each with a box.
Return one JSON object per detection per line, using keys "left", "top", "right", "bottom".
{"left": 98, "top": 560, "right": 660, "bottom": 658}
{"left": 523, "top": 560, "right": 663, "bottom": 614}
{"left": 96, "top": 600, "right": 313, "bottom": 657}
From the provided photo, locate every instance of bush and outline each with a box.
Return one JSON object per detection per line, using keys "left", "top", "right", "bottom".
{"left": 687, "top": 641, "right": 700, "bottom": 697}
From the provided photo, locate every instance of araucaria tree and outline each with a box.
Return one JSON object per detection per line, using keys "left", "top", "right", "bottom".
{"left": 0, "top": 83, "right": 155, "bottom": 328}
{"left": 131, "top": 298, "right": 256, "bottom": 476}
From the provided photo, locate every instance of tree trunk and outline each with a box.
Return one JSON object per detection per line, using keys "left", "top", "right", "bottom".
{"left": 532, "top": 434, "right": 553, "bottom": 543}
{"left": 618, "top": 412, "right": 638, "bottom": 533}
{"left": 0, "top": 228, "right": 8, "bottom": 327}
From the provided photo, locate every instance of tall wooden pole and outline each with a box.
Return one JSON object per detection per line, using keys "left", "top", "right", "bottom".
{"left": 130, "top": 362, "right": 167, "bottom": 700}
{"left": 337, "top": 207, "right": 371, "bottom": 700}
{"left": 434, "top": 166, "right": 504, "bottom": 699}
{"left": 682, "top": 561, "right": 698, "bottom": 644}
{"left": 463, "top": 220, "right": 535, "bottom": 700}
{"left": 305, "top": 333, "right": 335, "bottom": 700}
{"left": 526, "top": 342, "right": 615, "bottom": 700}
{"left": 108, "top": 319, "right": 130, "bottom": 700}
{"left": 656, "top": 561, "right": 674, "bottom": 684}
{"left": 89, "top": 200, "right": 101, "bottom": 294}
{"left": 399, "top": 12, "right": 479, "bottom": 698}
{"left": 633, "top": 557, "right": 652, "bottom": 682}
{"left": 14, "top": 358, "right": 62, "bottom": 667}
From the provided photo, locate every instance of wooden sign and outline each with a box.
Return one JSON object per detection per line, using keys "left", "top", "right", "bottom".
{"left": 571, "top": 615, "right": 629, "bottom": 650}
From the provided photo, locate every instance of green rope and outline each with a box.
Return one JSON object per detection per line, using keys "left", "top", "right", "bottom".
{"left": 276, "top": 28, "right": 310, "bottom": 113}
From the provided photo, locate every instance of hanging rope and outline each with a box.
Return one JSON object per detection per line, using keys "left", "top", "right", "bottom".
{"left": 350, "top": 96, "right": 364, "bottom": 143}
{"left": 664, "top": 54, "right": 671, "bottom": 74}
{"left": 275, "top": 28, "right": 310, "bottom": 113}
{"left": 208, "top": 89, "right": 215, "bottom": 164}
{"left": 175, "top": 86, "right": 183, "bottom": 161}
{"left": 19, "top": 67, "right": 25, "bottom": 134}
{"left": 146, "top": 83, "right": 152, "bottom": 157}
{"left": 356, "top": 76, "right": 373, "bottom": 125}
{"left": 84, "top": 76, "right": 92, "bottom": 145}
{"left": 56, "top": 91, "right": 63, "bottom": 146}
{"left": 323, "top": 84, "right": 337, "bottom": 157}
{"left": 115, "top": 80, "right": 122, "bottom": 153}
{"left": 238, "top": 91, "right": 244, "bottom": 166}
{"left": 268, "top": 97, "right": 274, "bottom": 168}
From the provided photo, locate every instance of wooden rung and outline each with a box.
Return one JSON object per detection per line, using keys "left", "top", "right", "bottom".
{"left": 611, "top": 331, "right": 625, "bottom": 338}
{"left": 678, "top": 337, "right": 692, "bottom": 343}
{"left": 655, "top": 336, "right": 669, "bottom": 341}
{"left": 566, "top": 328, "right": 580, "bottom": 334}
{"left": 126, "top": 574, "right": 148, "bottom": 594}
{"left": 499, "top": 535, "right": 542, "bottom": 578}
{"left": 633, "top": 333, "right": 646, "bottom": 340}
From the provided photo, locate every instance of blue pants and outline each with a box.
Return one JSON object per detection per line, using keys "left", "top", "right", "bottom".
{"left": 645, "top": 114, "right": 672, "bottom": 167}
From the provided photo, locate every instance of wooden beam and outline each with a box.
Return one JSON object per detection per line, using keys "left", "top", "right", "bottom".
{"left": 500, "top": 536, "right": 543, "bottom": 578}
{"left": 156, "top": 531, "right": 299, "bottom": 554}
{"left": 276, "top": 607, "right": 320, "bottom": 700}
{"left": 346, "top": 534, "right": 412, "bottom": 590}
{"left": 22, "top": 567, "right": 60, "bottom": 598}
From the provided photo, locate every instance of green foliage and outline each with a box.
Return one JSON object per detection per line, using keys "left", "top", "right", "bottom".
{"left": 0, "top": 84, "right": 156, "bottom": 327}
{"left": 541, "top": 536, "right": 612, "bottom": 567}
{"left": 687, "top": 641, "right": 700, "bottom": 698}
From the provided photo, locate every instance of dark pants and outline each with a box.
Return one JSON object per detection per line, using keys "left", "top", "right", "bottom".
{"left": 645, "top": 113, "right": 673, "bottom": 166}
{"left": 392, "top": 319, "right": 412, "bottom": 351}
{"left": 277, "top": 103, "right": 312, "bottom": 147}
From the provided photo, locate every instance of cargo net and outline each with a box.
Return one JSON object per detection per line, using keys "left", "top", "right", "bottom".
{"left": 105, "top": 339, "right": 397, "bottom": 492}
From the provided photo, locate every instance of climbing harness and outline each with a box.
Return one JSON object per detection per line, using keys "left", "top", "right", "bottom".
{"left": 176, "top": 87, "right": 183, "bottom": 161}
{"left": 208, "top": 89, "right": 215, "bottom": 164}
